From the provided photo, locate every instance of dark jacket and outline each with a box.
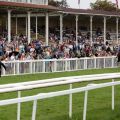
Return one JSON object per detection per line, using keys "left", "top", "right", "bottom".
{"left": 117, "top": 51, "right": 120, "bottom": 62}
{"left": 0, "top": 61, "right": 6, "bottom": 69}
{"left": 0, "top": 61, "right": 6, "bottom": 76}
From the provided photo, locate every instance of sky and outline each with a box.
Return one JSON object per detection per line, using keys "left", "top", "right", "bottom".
{"left": 65, "top": 0, "right": 120, "bottom": 9}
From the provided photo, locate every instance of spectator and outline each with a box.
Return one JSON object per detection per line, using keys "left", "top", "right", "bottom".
{"left": 0, "top": 58, "right": 6, "bottom": 77}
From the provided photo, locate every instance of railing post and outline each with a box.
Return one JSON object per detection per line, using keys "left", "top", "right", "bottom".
{"left": 32, "top": 100, "right": 38, "bottom": 120}
{"left": 94, "top": 57, "right": 96, "bottom": 69}
{"left": 69, "top": 60, "right": 70, "bottom": 71}
{"left": 84, "top": 58, "right": 87, "bottom": 69}
{"left": 43, "top": 61, "right": 45, "bottom": 73}
{"left": 112, "top": 79, "right": 115, "bottom": 110}
{"left": 112, "top": 57, "right": 114, "bottom": 68}
{"left": 65, "top": 60, "right": 67, "bottom": 71}
{"left": 36, "top": 61, "right": 38, "bottom": 72}
{"left": 83, "top": 90, "right": 88, "bottom": 120}
{"left": 98, "top": 58, "right": 100, "bottom": 68}
{"left": 54, "top": 60, "right": 57, "bottom": 72}
{"left": 17, "top": 61, "right": 19, "bottom": 75}
{"left": 76, "top": 59, "right": 78, "bottom": 70}
{"left": 83, "top": 59, "right": 85, "bottom": 69}
{"left": 69, "top": 84, "right": 72, "bottom": 118}
{"left": 30, "top": 61, "right": 32, "bottom": 73}
{"left": 17, "top": 91, "right": 21, "bottom": 120}
{"left": 104, "top": 58, "right": 105, "bottom": 68}
{"left": 14, "top": 62, "right": 16, "bottom": 75}
{"left": 33, "top": 62, "right": 35, "bottom": 73}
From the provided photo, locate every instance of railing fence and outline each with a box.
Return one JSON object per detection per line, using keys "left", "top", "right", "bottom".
{"left": 0, "top": 77, "right": 120, "bottom": 120}
{"left": 0, "top": 73, "right": 120, "bottom": 120}
{"left": 2, "top": 56, "right": 117, "bottom": 76}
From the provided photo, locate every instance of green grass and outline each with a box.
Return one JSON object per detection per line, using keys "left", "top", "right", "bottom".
{"left": 0, "top": 67, "right": 120, "bottom": 84}
{"left": 0, "top": 68, "right": 120, "bottom": 120}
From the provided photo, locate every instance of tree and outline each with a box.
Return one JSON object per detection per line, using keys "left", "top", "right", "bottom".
{"left": 49, "top": 0, "right": 59, "bottom": 7}
{"left": 90, "top": 0, "right": 118, "bottom": 11}
{"left": 49, "top": 0, "right": 68, "bottom": 8}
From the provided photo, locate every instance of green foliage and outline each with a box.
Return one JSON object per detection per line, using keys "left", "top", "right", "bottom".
{"left": 49, "top": 0, "right": 68, "bottom": 8}
{"left": 90, "top": 0, "right": 118, "bottom": 11}
{"left": 0, "top": 68, "right": 120, "bottom": 84}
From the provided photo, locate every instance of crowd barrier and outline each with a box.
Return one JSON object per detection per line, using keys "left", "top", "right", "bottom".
{"left": 1, "top": 56, "right": 117, "bottom": 76}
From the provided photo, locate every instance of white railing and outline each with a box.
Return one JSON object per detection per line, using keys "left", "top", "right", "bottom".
{"left": 0, "top": 73, "right": 120, "bottom": 120}
{"left": 0, "top": 0, "right": 48, "bottom": 5}
{"left": 0, "top": 73, "right": 120, "bottom": 93}
{"left": 2, "top": 56, "right": 117, "bottom": 76}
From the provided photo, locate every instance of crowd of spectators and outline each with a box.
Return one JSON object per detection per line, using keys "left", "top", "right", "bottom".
{"left": 0, "top": 27, "right": 119, "bottom": 61}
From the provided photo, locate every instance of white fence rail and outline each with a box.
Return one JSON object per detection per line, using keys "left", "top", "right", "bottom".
{"left": 2, "top": 56, "right": 117, "bottom": 76}
{"left": 0, "top": 73, "right": 120, "bottom": 93}
{"left": 0, "top": 73, "right": 120, "bottom": 120}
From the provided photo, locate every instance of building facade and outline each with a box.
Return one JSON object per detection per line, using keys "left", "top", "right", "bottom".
{"left": 0, "top": 0, "right": 120, "bottom": 45}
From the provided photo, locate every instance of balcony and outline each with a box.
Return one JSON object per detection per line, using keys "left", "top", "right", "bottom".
{"left": 0, "top": 0, "right": 48, "bottom": 5}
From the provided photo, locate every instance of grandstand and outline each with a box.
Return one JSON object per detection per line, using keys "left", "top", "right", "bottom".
{"left": 0, "top": 0, "right": 120, "bottom": 120}
{"left": 0, "top": 0, "right": 120, "bottom": 64}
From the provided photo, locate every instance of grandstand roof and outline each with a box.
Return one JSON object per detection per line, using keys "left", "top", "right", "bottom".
{"left": 0, "top": 1, "right": 60, "bottom": 13}
{"left": 0, "top": 1, "right": 120, "bottom": 17}
{"left": 62, "top": 8, "right": 120, "bottom": 17}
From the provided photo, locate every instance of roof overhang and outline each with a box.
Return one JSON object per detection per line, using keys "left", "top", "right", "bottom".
{"left": 0, "top": 2, "right": 120, "bottom": 17}
{"left": 62, "top": 8, "right": 120, "bottom": 17}
{"left": 0, "top": 1, "right": 61, "bottom": 13}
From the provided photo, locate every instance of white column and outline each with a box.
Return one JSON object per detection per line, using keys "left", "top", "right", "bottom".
{"left": 104, "top": 17, "right": 106, "bottom": 44}
{"left": 6, "top": 19, "right": 7, "bottom": 31}
{"left": 46, "top": 0, "right": 48, "bottom": 5}
{"left": 60, "top": 14, "right": 63, "bottom": 44}
{"left": 16, "top": 16, "right": 18, "bottom": 35}
{"left": 75, "top": 15, "right": 78, "bottom": 46}
{"left": 90, "top": 16, "right": 93, "bottom": 46}
{"left": 116, "top": 18, "right": 119, "bottom": 44}
{"left": 28, "top": 11, "right": 31, "bottom": 43}
{"left": 26, "top": 16, "right": 27, "bottom": 36}
{"left": 45, "top": 12, "right": 49, "bottom": 46}
{"left": 8, "top": 10, "right": 11, "bottom": 43}
{"left": 27, "top": 0, "right": 30, "bottom": 3}
{"left": 36, "top": 16, "right": 38, "bottom": 40}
